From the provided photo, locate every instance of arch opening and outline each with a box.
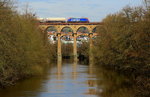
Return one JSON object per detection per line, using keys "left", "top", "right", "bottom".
{"left": 77, "top": 26, "right": 89, "bottom": 33}
{"left": 48, "top": 35, "right": 57, "bottom": 43}
{"left": 61, "top": 35, "right": 73, "bottom": 43}
{"left": 46, "top": 26, "right": 57, "bottom": 33}
{"left": 77, "top": 35, "right": 89, "bottom": 43}
{"left": 61, "top": 27, "right": 73, "bottom": 34}
{"left": 46, "top": 26, "right": 57, "bottom": 43}
{"left": 60, "top": 35, "right": 73, "bottom": 58}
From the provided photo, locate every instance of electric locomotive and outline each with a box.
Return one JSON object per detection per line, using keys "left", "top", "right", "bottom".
{"left": 67, "top": 18, "right": 89, "bottom": 23}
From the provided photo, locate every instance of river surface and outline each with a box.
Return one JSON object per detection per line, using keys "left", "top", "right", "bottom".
{"left": 0, "top": 60, "right": 134, "bottom": 97}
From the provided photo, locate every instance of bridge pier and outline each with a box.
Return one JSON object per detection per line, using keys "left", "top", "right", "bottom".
{"left": 57, "top": 34, "right": 62, "bottom": 62}
{"left": 73, "top": 34, "right": 78, "bottom": 61}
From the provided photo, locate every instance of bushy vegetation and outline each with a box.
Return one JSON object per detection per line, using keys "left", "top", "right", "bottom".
{"left": 78, "top": 41, "right": 89, "bottom": 60}
{"left": 0, "top": 0, "right": 55, "bottom": 88}
{"left": 62, "top": 43, "right": 73, "bottom": 58}
{"left": 94, "top": 1, "right": 150, "bottom": 97}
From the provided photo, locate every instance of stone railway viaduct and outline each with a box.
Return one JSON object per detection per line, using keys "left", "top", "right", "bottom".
{"left": 39, "top": 22, "right": 102, "bottom": 61}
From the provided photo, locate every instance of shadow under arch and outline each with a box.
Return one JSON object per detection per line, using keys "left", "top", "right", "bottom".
{"left": 60, "top": 35, "right": 73, "bottom": 41}
{"left": 92, "top": 26, "right": 98, "bottom": 33}
{"left": 61, "top": 27, "right": 73, "bottom": 33}
{"left": 76, "top": 35, "right": 90, "bottom": 42}
{"left": 45, "top": 26, "right": 58, "bottom": 33}
{"left": 77, "top": 26, "right": 89, "bottom": 33}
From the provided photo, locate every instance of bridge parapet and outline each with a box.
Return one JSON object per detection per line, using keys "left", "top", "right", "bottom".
{"left": 39, "top": 22, "right": 103, "bottom": 25}
{"left": 39, "top": 22, "right": 102, "bottom": 34}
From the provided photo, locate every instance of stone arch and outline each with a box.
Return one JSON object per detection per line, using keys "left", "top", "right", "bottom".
{"left": 61, "top": 26, "right": 73, "bottom": 33}
{"left": 77, "top": 26, "right": 89, "bottom": 33}
{"left": 46, "top": 27, "right": 57, "bottom": 42}
{"left": 45, "top": 26, "right": 58, "bottom": 33}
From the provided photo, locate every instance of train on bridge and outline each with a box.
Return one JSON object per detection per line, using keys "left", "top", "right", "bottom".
{"left": 37, "top": 17, "right": 90, "bottom": 23}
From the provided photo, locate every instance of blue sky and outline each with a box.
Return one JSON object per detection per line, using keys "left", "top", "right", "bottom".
{"left": 18, "top": 0, "right": 143, "bottom": 22}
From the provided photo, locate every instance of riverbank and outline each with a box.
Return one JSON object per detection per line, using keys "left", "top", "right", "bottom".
{"left": 0, "top": 1, "right": 55, "bottom": 88}
{"left": 93, "top": 2, "right": 150, "bottom": 97}
{"left": 95, "top": 65, "right": 136, "bottom": 97}
{"left": 95, "top": 64, "right": 150, "bottom": 97}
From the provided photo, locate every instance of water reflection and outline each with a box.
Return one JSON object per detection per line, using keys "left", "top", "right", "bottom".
{"left": 0, "top": 60, "right": 136, "bottom": 97}
{"left": 53, "top": 60, "right": 98, "bottom": 97}
{"left": 72, "top": 60, "right": 77, "bottom": 80}
{"left": 0, "top": 60, "right": 100, "bottom": 97}
{"left": 96, "top": 66, "right": 135, "bottom": 97}
{"left": 57, "top": 59, "right": 62, "bottom": 80}
{"left": 0, "top": 68, "right": 49, "bottom": 97}
{"left": 85, "top": 60, "right": 98, "bottom": 96}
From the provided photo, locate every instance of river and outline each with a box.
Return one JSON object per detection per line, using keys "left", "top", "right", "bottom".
{"left": 0, "top": 60, "right": 134, "bottom": 97}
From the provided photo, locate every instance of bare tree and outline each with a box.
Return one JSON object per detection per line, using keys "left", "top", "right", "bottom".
{"left": 144, "top": 0, "right": 150, "bottom": 9}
